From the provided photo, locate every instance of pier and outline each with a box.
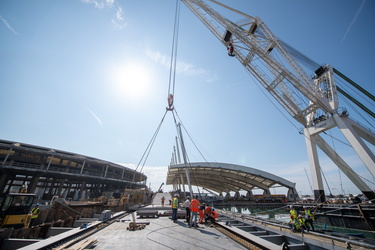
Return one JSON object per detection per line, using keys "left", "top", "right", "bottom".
{"left": 5, "top": 193, "right": 374, "bottom": 250}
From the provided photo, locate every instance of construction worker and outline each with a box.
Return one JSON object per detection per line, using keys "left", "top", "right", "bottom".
{"left": 172, "top": 195, "right": 179, "bottom": 222}
{"left": 204, "top": 204, "right": 214, "bottom": 224}
{"left": 227, "top": 42, "right": 235, "bottom": 56}
{"left": 297, "top": 215, "right": 305, "bottom": 232}
{"left": 183, "top": 196, "right": 191, "bottom": 224}
{"left": 304, "top": 206, "right": 315, "bottom": 231}
{"left": 212, "top": 208, "right": 219, "bottom": 221}
{"left": 289, "top": 205, "right": 298, "bottom": 231}
{"left": 199, "top": 203, "right": 205, "bottom": 224}
{"left": 189, "top": 195, "right": 200, "bottom": 228}
{"left": 30, "top": 203, "right": 40, "bottom": 227}
{"left": 161, "top": 196, "right": 165, "bottom": 206}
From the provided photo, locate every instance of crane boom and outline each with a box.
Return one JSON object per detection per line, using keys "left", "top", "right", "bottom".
{"left": 181, "top": 0, "right": 375, "bottom": 202}
{"left": 182, "top": 0, "right": 332, "bottom": 126}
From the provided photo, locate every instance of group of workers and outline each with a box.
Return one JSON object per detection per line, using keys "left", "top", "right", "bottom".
{"left": 166, "top": 195, "right": 317, "bottom": 232}
{"left": 289, "top": 205, "right": 315, "bottom": 232}
{"left": 170, "top": 194, "right": 218, "bottom": 228}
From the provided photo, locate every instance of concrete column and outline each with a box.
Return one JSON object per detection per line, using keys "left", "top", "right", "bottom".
{"left": 47, "top": 179, "right": 55, "bottom": 197}
{"left": 304, "top": 130, "right": 325, "bottom": 203}
{"left": 225, "top": 192, "right": 230, "bottom": 200}
{"left": 180, "top": 176, "right": 186, "bottom": 196}
{"left": 263, "top": 189, "right": 270, "bottom": 195}
{"left": 57, "top": 179, "right": 66, "bottom": 196}
{"left": 63, "top": 182, "right": 72, "bottom": 199}
{"left": 246, "top": 191, "right": 252, "bottom": 199}
{"left": 0, "top": 173, "right": 9, "bottom": 194}
{"left": 28, "top": 175, "right": 41, "bottom": 193}
{"left": 234, "top": 192, "right": 240, "bottom": 199}
{"left": 78, "top": 182, "right": 86, "bottom": 200}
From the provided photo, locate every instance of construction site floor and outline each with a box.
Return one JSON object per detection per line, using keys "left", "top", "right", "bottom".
{"left": 83, "top": 212, "right": 246, "bottom": 250}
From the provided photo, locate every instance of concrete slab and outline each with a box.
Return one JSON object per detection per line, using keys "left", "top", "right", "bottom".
{"left": 85, "top": 214, "right": 246, "bottom": 249}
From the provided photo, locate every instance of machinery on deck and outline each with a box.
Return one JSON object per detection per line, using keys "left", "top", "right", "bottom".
{"left": 157, "top": 183, "right": 164, "bottom": 193}
{"left": 0, "top": 193, "right": 36, "bottom": 229}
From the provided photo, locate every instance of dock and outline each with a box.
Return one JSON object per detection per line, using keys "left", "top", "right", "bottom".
{"left": 80, "top": 193, "right": 245, "bottom": 249}
{"left": 9, "top": 193, "right": 375, "bottom": 249}
{"left": 78, "top": 213, "right": 246, "bottom": 250}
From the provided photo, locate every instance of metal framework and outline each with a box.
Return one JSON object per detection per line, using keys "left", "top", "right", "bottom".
{"left": 181, "top": 0, "right": 375, "bottom": 201}
{"left": 166, "top": 162, "right": 298, "bottom": 201}
{"left": 0, "top": 139, "right": 147, "bottom": 199}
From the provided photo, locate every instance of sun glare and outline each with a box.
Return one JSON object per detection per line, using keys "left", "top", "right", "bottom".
{"left": 110, "top": 62, "right": 153, "bottom": 101}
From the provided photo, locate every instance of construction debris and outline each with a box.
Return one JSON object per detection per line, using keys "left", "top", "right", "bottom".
{"left": 127, "top": 222, "right": 146, "bottom": 231}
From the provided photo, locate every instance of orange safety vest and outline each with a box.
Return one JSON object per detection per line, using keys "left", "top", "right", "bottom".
{"left": 212, "top": 211, "right": 218, "bottom": 220}
{"left": 190, "top": 199, "right": 200, "bottom": 212}
{"left": 205, "top": 206, "right": 212, "bottom": 215}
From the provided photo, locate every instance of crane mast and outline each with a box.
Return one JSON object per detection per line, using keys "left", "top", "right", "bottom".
{"left": 181, "top": 0, "right": 375, "bottom": 202}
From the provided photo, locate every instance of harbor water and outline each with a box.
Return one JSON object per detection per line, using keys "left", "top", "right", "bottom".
{"left": 220, "top": 205, "right": 375, "bottom": 240}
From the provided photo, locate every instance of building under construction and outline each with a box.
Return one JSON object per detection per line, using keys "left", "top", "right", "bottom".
{"left": 0, "top": 139, "right": 147, "bottom": 201}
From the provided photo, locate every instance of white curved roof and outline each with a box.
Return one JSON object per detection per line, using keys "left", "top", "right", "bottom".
{"left": 166, "top": 162, "right": 296, "bottom": 193}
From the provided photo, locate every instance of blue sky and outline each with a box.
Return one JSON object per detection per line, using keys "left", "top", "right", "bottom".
{"left": 1, "top": 0, "right": 374, "bottom": 196}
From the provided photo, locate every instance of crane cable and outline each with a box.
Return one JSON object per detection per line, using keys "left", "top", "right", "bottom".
{"left": 128, "top": 0, "right": 181, "bottom": 189}
{"left": 172, "top": 107, "right": 215, "bottom": 199}
{"left": 134, "top": 110, "right": 169, "bottom": 178}
{"left": 166, "top": 1, "right": 211, "bottom": 199}
{"left": 167, "top": 0, "right": 181, "bottom": 110}
{"left": 127, "top": 110, "right": 168, "bottom": 192}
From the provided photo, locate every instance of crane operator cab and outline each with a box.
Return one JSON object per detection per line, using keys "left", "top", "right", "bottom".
{"left": 223, "top": 30, "right": 235, "bottom": 57}
{"left": 227, "top": 42, "right": 235, "bottom": 57}
{"left": 0, "top": 193, "right": 36, "bottom": 228}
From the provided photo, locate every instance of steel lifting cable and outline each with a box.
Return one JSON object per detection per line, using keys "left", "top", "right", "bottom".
{"left": 130, "top": 0, "right": 181, "bottom": 185}
{"left": 136, "top": 110, "right": 169, "bottom": 176}
{"left": 167, "top": 0, "right": 181, "bottom": 109}
{"left": 174, "top": 108, "right": 213, "bottom": 164}
{"left": 128, "top": 110, "right": 169, "bottom": 193}
{"left": 172, "top": 108, "right": 215, "bottom": 199}
{"left": 171, "top": 109, "right": 197, "bottom": 193}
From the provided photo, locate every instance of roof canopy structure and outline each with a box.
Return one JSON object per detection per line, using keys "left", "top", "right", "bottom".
{"left": 166, "top": 162, "right": 298, "bottom": 200}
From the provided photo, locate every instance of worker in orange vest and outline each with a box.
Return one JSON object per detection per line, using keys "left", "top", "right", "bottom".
{"left": 212, "top": 208, "right": 219, "bottom": 221}
{"left": 204, "top": 204, "right": 214, "bottom": 224}
{"left": 189, "top": 195, "right": 200, "bottom": 228}
{"left": 199, "top": 203, "right": 205, "bottom": 224}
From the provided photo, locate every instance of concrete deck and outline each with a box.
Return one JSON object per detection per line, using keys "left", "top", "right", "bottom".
{"left": 83, "top": 212, "right": 246, "bottom": 249}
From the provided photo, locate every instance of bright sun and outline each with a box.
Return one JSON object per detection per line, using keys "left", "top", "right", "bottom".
{"left": 110, "top": 62, "right": 153, "bottom": 101}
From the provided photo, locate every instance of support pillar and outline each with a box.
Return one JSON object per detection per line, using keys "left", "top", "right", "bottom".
{"left": 57, "top": 179, "right": 66, "bottom": 197}
{"left": 180, "top": 175, "right": 186, "bottom": 196}
{"left": 304, "top": 128, "right": 325, "bottom": 202}
{"left": 5, "top": 177, "right": 15, "bottom": 193}
{"left": 78, "top": 182, "right": 86, "bottom": 200}
{"left": 28, "top": 175, "right": 41, "bottom": 194}
{"left": 0, "top": 174, "right": 9, "bottom": 194}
